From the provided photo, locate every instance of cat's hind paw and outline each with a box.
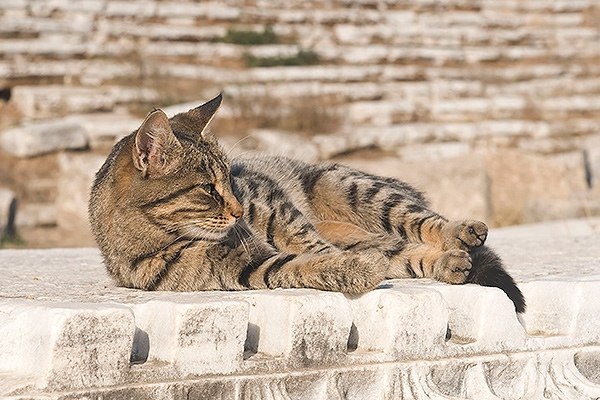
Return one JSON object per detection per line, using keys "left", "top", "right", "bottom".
{"left": 442, "top": 220, "right": 488, "bottom": 251}
{"left": 434, "top": 249, "right": 472, "bottom": 284}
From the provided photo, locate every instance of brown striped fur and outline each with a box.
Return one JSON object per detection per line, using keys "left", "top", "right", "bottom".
{"left": 89, "top": 94, "right": 525, "bottom": 313}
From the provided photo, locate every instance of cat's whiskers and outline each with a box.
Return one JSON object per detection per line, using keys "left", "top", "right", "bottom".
{"left": 232, "top": 225, "right": 250, "bottom": 258}
{"left": 225, "top": 135, "right": 252, "bottom": 159}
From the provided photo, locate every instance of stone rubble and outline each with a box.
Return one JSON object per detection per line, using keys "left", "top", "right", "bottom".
{"left": 1, "top": 218, "right": 600, "bottom": 399}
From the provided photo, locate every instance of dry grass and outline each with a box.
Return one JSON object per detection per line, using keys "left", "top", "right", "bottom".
{"left": 220, "top": 92, "right": 343, "bottom": 136}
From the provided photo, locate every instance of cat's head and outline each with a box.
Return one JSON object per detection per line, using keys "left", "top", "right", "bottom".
{"left": 127, "top": 94, "right": 243, "bottom": 241}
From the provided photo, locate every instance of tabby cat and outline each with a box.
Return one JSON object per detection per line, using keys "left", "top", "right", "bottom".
{"left": 89, "top": 94, "right": 525, "bottom": 313}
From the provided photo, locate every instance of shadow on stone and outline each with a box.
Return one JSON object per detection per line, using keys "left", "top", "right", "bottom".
{"left": 244, "top": 323, "right": 260, "bottom": 360}
{"left": 130, "top": 327, "right": 149, "bottom": 365}
{"left": 347, "top": 322, "right": 359, "bottom": 352}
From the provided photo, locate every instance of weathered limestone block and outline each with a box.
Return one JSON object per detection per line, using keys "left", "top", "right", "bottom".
{"left": 0, "top": 300, "right": 135, "bottom": 392}
{"left": 396, "top": 142, "right": 471, "bottom": 161}
{"left": 347, "top": 286, "right": 448, "bottom": 360}
{"left": 132, "top": 299, "right": 249, "bottom": 376}
{"left": 430, "top": 98, "right": 490, "bottom": 122}
{"left": 156, "top": 2, "right": 241, "bottom": 20}
{"left": 241, "top": 290, "right": 353, "bottom": 367}
{"left": 345, "top": 100, "right": 415, "bottom": 126}
{"left": 55, "top": 153, "right": 106, "bottom": 236}
{"left": 247, "top": 44, "right": 302, "bottom": 59}
{"left": 105, "top": 1, "right": 158, "bottom": 18}
{"left": 14, "top": 203, "right": 57, "bottom": 228}
{"left": 10, "top": 86, "right": 159, "bottom": 120}
{"left": 484, "top": 149, "right": 588, "bottom": 225}
{"left": 423, "top": 282, "right": 529, "bottom": 353}
{"left": 11, "top": 86, "right": 114, "bottom": 119}
{"left": 69, "top": 112, "right": 140, "bottom": 149}
{"left": 144, "top": 41, "right": 241, "bottom": 60}
{"left": 520, "top": 281, "right": 600, "bottom": 348}
{"left": 0, "top": 119, "right": 88, "bottom": 157}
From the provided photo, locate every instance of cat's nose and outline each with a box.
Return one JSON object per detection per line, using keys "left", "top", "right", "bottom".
{"left": 229, "top": 202, "right": 244, "bottom": 220}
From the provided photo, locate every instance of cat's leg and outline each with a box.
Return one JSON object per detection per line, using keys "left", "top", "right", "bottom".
{"left": 124, "top": 239, "right": 211, "bottom": 290}
{"left": 314, "top": 221, "right": 471, "bottom": 284}
{"left": 306, "top": 164, "right": 488, "bottom": 252}
{"left": 242, "top": 250, "right": 388, "bottom": 294}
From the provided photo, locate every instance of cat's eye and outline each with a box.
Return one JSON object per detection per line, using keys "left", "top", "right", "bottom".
{"left": 199, "top": 184, "right": 216, "bottom": 195}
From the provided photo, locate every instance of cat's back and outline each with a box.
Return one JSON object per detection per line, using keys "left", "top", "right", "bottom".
{"left": 231, "top": 155, "right": 330, "bottom": 197}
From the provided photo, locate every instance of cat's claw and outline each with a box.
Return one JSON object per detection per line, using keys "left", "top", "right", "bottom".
{"left": 442, "top": 220, "right": 488, "bottom": 251}
{"left": 434, "top": 249, "right": 471, "bottom": 284}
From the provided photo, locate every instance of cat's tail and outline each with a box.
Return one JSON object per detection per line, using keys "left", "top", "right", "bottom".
{"left": 466, "top": 245, "right": 526, "bottom": 313}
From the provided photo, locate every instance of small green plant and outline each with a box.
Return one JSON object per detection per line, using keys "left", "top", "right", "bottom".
{"left": 243, "top": 49, "right": 320, "bottom": 68}
{"left": 0, "top": 231, "right": 23, "bottom": 248}
{"left": 220, "top": 26, "right": 279, "bottom": 45}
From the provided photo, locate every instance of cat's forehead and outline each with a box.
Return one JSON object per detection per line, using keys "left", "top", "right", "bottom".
{"left": 180, "top": 139, "right": 230, "bottom": 180}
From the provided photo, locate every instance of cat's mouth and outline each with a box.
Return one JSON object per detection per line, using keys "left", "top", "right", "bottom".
{"left": 180, "top": 221, "right": 236, "bottom": 241}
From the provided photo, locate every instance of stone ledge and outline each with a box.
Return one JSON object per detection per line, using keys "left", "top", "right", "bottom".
{"left": 1, "top": 218, "right": 600, "bottom": 399}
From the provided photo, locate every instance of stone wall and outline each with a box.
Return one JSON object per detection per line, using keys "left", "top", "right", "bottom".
{"left": 1, "top": 0, "right": 600, "bottom": 246}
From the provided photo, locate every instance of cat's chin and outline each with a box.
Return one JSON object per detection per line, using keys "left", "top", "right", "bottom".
{"left": 180, "top": 225, "right": 233, "bottom": 241}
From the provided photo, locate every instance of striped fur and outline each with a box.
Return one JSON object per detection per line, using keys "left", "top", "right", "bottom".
{"left": 89, "top": 94, "right": 525, "bottom": 313}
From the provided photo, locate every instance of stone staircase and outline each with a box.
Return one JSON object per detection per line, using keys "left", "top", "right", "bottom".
{"left": 1, "top": 1, "right": 600, "bottom": 246}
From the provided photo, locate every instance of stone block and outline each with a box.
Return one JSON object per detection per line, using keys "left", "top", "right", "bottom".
{"left": 144, "top": 42, "right": 240, "bottom": 60}
{"left": 0, "top": 301, "right": 135, "bottom": 391}
{"left": 78, "top": 61, "right": 141, "bottom": 86}
{"left": 241, "top": 290, "right": 353, "bottom": 367}
{"left": 425, "top": 282, "right": 529, "bottom": 353}
{"left": 347, "top": 286, "right": 448, "bottom": 360}
{"left": 346, "top": 100, "right": 415, "bottom": 126}
{"left": 15, "top": 203, "right": 57, "bottom": 228}
{"left": 69, "top": 113, "right": 140, "bottom": 149}
{"left": 484, "top": 149, "right": 588, "bottom": 225}
{"left": 156, "top": 2, "right": 240, "bottom": 20}
{"left": 132, "top": 299, "right": 248, "bottom": 376}
{"left": 396, "top": 142, "right": 471, "bottom": 162}
{"left": 247, "top": 44, "right": 301, "bottom": 59}
{"left": 518, "top": 281, "right": 580, "bottom": 340}
{"left": 105, "top": 1, "right": 158, "bottom": 18}
{"left": 56, "top": 153, "right": 106, "bottom": 234}
{"left": 340, "top": 45, "right": 389, "bottom": 64}
{"left": 11, "top": 86, "right": 114, "bottom": 119}
{"left": 430, "top": 98, "right": 490, "bottom": 121}
{"left": 0, "top": 119, "right": 88, "bottom": 157}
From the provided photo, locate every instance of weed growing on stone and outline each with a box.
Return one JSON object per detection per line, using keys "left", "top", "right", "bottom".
{"left": 220, "top": 26, "right": 279, "bottom": 45}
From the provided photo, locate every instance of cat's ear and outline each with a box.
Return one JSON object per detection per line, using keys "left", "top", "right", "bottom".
{"left": 132, "top": 109, "right": 181, "bottom": 178}
{"left": 187, "top": 93, "right": 223, "bottom": 136}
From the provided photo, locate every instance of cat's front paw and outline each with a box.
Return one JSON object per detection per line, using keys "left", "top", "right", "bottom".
{"left": 441, "top": 220, "right": 487, "bottom": 251}
{"left": 434, "top": 249, "right": 471, "bottom": 284}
